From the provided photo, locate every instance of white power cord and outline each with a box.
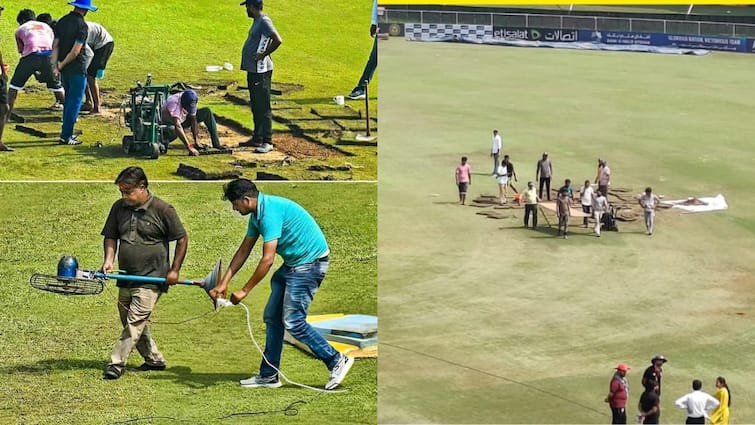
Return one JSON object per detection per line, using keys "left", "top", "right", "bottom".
{"left": 216, "top": 298, "right": 347, "bottom": 393}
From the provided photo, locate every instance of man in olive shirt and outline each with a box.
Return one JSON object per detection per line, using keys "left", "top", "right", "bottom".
{"left": 100, "top": 166, "right": 189, "bottom": 380}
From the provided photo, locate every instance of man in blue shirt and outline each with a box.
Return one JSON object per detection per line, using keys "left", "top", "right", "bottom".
{"left": 210, "top": 178, "right": 353, "bottom": 390}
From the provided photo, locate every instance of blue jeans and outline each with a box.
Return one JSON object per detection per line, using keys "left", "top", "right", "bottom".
{"left": 60, "top": 72, "right": 87, "bottom": 140}
{"left": 259, "top": 259, "right": 339, "bottom": 377}
{"left": 355, "top": 37, "right": 377, "bottom": 90}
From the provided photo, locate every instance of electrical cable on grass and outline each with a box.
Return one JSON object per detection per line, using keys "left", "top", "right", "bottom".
{"left": 238, "top": 302, "right": 348, "bottom": 394}
{"left": 106, "top": 286, "right": 348, "bottom": 394}
{"left": 383, "top": 342, "right": 605, "bottom": 417}
{"left": 106, "top": 416, "right": 188, "bottom": 425}
{"left": 103, "top": 290, "right": 346, "bottom": 422}
{"left": 218, "top": 392, "right": 326, "bottom": 419}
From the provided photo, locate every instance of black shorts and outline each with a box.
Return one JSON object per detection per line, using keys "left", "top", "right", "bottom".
{"left": 9, "top": 54, "right": 63, "bottom": 91}
{"left": 0, "top": 76, "right": 7, "bottom": 104}
{"left": 87, "top": 42, "right": 115, "bottom": 77}
{"left": 457, "top": 182, "right": 468, "bottom": 194}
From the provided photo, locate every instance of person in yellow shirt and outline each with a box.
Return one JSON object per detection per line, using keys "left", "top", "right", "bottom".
{"left": 710, "top": 376, "right": 730, "bottom": 425}
{"left": 521, "top": 181, "right": 540, "bottom": 228}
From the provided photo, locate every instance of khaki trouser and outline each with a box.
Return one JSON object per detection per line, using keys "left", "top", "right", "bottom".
{"left": 109, "top": 287, "right": 164, "bottom": 368}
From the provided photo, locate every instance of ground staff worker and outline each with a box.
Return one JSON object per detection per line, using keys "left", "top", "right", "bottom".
{"left": 210, "top": 178, "right": 354, "bottom": 390}
{"left": 240, "top": 0, "right": 282, "bottom": 154}
{"left": 100, "top": 166, "right": 189, "bottom": 380}
{"left": 522, "top": 181, "right": 539, "bottom": 228}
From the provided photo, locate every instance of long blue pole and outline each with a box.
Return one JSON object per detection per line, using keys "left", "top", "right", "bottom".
{"left": 94, "top": 272, "right": 201, "bottom": 286}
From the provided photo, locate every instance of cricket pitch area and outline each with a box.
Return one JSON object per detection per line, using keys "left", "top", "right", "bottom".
{"left": 378, "top": 38, "right": 755, "bottom": 423}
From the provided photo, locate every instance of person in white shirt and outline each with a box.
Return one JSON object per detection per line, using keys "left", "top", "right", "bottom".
{"left": 580, "top": 180, "right": 594, "bottom": 228}
{"left": 494, "top": 159, "right": 508, "bottom": 205}
{"left": 592, "top": 189, "right": 608, "bottom": 237}
{"left": 675, "top": 379, "right": 719, "bottom": 424}
{"left": 490, "top": 129, "right": 502, "bottom": 175}
{"left": 638, "top": 187, "right": 661, "bottom": 236}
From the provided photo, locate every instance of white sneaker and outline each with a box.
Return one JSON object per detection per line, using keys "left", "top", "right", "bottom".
{"left": 255, "top": 143, "right": 274, "bottom": 153}
{"left": 59, "top": 135, "right": 82, "bottom": 145}
{"left": 325, "top": 354, "right": 354, "bottom": 390}
{"left": 239, "top": 374, "right": 282, "bottom": 388}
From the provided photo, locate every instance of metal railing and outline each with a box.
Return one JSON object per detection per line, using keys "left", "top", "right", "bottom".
{"left": 381, "top": 10, "right": 755, "bottom": 37}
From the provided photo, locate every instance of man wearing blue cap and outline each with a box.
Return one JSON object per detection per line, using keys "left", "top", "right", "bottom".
{"left": 160, "top": 89, "right": 223, "bottom": 156}
{"left": 51, "top": 0, "right": 97, "bottom": 146}
{"left": 240, "top": 0, "right": 282, "bottom": 154}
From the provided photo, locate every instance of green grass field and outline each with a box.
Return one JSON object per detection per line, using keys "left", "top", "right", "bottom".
{"left": 0, "top": 0, "right": 377, "bottom": 180}
{"left": 378, "top": 38, "right": 755, "bottom": 423}
{"left": 0, "top": 182, "right": 376, "bottom": 424}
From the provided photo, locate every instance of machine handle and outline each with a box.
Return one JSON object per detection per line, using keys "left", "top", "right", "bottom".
{"left": 94, "top": 272, "right": 202, "bottom": 286}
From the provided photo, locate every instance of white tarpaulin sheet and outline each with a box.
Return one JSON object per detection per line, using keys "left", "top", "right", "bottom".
{"left": 663, "top": 194, "right": 728, "bottom": 213}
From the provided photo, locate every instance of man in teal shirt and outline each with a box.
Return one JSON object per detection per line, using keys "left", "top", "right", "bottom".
{"left": 211, "top": 178, "right": 353, "bottom": 390}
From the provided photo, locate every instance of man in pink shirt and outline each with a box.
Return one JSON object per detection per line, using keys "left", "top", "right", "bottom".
{"left": 160, "top": 89, "right": 223, "bottom": 156}
{"left": 455, "top": 156, "right": 472, "bottom": 205}
{"left": 8, "top": 9, "right": 65, "bottom": 121}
